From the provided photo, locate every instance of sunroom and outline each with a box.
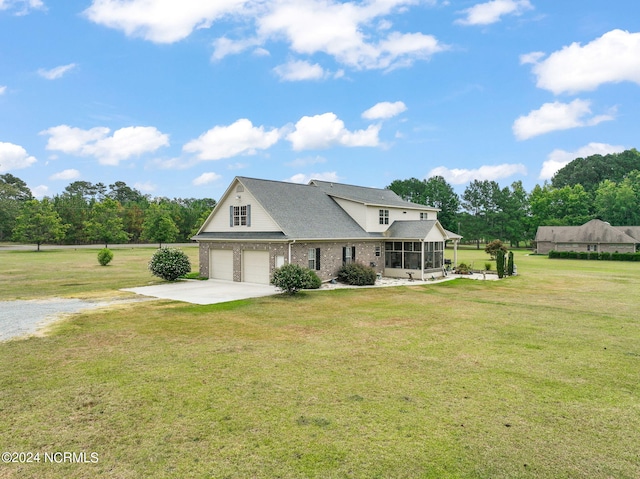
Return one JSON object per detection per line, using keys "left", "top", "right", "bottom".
{"left": 382, "top": 220, "right": 448, "bottom": 280}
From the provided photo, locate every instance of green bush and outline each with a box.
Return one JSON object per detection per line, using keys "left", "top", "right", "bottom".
{"left": 271, "top": 264, "right": 321, "bottom": 294}
{"left": 507, "top": 251, "right": 514, "bottom": 276}
{"left": 577, "top": 251, "right": 589, "bottom": 260}
{"left": 454, "top": 263, "right": 470, "bottom": 274}
{"left": 600, "top": 252, "right": 611, "bottom": 261}
{"left": 496, "top": 250, "right": 505, "bottom": 278}
{"left": 97, "top": 248, "right": 114, "bottom": 266}
{"left": 484, "top": 262, "right": 492, "bottom": 271}
{"left": 336, "top": 262, "right": 377, "bottom": 286}
{"left": 148, "top": 247, "right": 191, "bottom": 281}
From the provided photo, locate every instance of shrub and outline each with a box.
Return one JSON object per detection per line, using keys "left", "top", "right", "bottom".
{"left": 336, "top": 262, "right": 377, "bottom": 286}
{"left": 496, "top": 250, "right": 505, "bottom": 278}
{"left": 577, "top": 251, "right": 589, "bottom": 260}
{"left": 148, "top": 247, "right": 191, "bottom": 281}
{"left": 507, "top": 251, "right": 514, "bottom": 276}
{"left": 97, "top": 248, "right": 114, "bottom": 266}
{"left": 271, "top": 263, "right": 321, "bottom": 294}
{"left": 454, "top": 263, "right": 470, "bottom": 274}
{"left": 600, "top": 252, "right": 611, "bottom": 261}
{"left": 484, "top": 262, "right": 492, "bottom": 271}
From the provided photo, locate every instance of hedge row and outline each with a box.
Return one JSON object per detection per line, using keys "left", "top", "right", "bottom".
{"left": 548, "top": 250, "right": 640, "bottom": 261}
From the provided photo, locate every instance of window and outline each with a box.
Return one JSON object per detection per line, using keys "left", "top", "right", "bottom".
{"left": 375, "top": 246, "right": 381, "bottom": 257}
{"left": 420, "top": 212, "right": 429, "bottom": 220}
{"left": 230, "top": 205, "right": 251, "bottom": 227}
{"left": 343, "top": 246, "right": 356, "bottom": 265}
{"left": 379, "top": 209, "right": 389, "bottom": 225}
{"left": 308, "top": 248, "right": 320, "bottom": 270}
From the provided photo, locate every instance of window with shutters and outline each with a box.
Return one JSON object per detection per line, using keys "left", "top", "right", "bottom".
{"left": 230, "top": 205, "right": 251, "bottom": 227}
{"left": 308, "top": 248, "right": 320, "bottom": 270}
{"left": 343, "top": 246, "right": 355, "bottom": 265}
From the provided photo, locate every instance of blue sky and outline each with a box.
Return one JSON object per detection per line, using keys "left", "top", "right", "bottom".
{"left": 1, "top": 0, "right": 639, "bottom": 200}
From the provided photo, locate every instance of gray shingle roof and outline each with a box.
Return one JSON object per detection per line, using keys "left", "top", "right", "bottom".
{"left": 237, "top": 177, "right": 371, "bottom": 239}
{"left": 384, "top": 220, "right": 438, "bottom": 239}
{"left": 310, "top": 179, "right": 436, "bottom": 210}
{"left": 535, "top": 219, "right": 638, "bottom": 244}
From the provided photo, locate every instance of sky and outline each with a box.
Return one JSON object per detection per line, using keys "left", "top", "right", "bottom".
{"left": 1, "top": 0, "right": 639, "bottom": 201}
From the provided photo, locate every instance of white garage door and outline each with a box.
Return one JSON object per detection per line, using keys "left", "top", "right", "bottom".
{"left": 210, "top": 249, "right": 234, "bottom": 281}
{"left": 242, "top": 250, "right": 270, "bottom": 284}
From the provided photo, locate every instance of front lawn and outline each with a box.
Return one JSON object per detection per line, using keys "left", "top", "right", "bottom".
{"left": 0, "top": 249, "right": 639, "bottom": 478}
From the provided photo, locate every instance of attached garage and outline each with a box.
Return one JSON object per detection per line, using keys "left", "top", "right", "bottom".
{"left": 209, "top": 249, "right": 234, "bottom": 281}
{"left": 242, "top": 250, "right": 270, "bottom": 284}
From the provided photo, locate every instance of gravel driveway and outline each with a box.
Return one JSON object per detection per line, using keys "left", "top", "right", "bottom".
{"left": 0, "top": 298, "right": 147, "bottom": 341}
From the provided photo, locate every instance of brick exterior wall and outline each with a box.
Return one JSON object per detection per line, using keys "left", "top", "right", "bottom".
{"left": 199, "top": 240, "right": 384, "bottom": 282}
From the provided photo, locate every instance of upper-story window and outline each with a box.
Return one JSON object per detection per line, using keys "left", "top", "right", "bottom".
{"left": 379, "top": 209, "right": 389, "bottom": 225}
{"left": 420, "top": 212, "right": 429, "bottom": 220}
{"left": 230, "top": 205, "right": 251, "bottom": 227}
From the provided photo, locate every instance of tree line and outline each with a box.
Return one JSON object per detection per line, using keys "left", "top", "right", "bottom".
{"left": 387, "top": 149, "right": 640, "bottom": 248}
{"left": 2, "top": 148, "right": 639, "bottom": 249}
{"left": 0, "top": 177, "right": 216, "bottom": 249}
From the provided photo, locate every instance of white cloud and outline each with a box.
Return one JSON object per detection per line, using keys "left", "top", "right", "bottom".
{"left": 362, "top": 101, "right": 407, "bottom": 120}
{"left": 0, "top": 85, "right": 6, "bottom": 95}
{"left": 0, "top": 141, "right": 37, "bottom": 172}
{"left": 30, "top": 185, "right": 48, "bottom": 198}
{"left": 428, "top": 163, "right": 527, "bottom": 185}
{"left": 287, "top": 171, "right": 341, "bottom": 184}
{"left": 455, "top": 0, "right": 532, "bottom": 26}
{"left": 193, "top": 172, "right": 222, "bottom": 186}
{"left": 84, "top": 0, "right": 250, "bottom": 44}
{"left": 0, "top": 0, "right": 44, "bottom": 15}
{"left": 38, "top": 63, "right": 77, "bottom": 80}
{"left": 49, "top": 169, "right": 80, "bottom": 181}
{"left": 85, "top": 0, "right": 447, "bottom": 72}
{"left": 258, "top": 1, "right": 447, "bottom": 70}
{"left": 183, "top": 119, "right": 281, "bottom": 161}
{"left": 526, "top": 30, "right": 640, "bottom": 95}
{"left": 539, "top": 142, "right": 626, "bottom": 180}
{"left": 512, "top": 99, "right": 614, "bottom": 140}
{"left": 41, "top": 125, "right": 170, "bottom": 165}
{"left": 133, "top": 181, "right": 155, "bottom": 193}
{"left": 273, "top": 60, "right": 327, "bottom": 81}
{"left": 287, "top": 112, "right": 381, "bottom": 151}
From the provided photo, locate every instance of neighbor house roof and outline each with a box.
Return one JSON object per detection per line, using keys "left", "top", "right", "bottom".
{"left": 614, "top": 226, "right": 640, "bottom": 242}
{"left": 535, "top": 219, "right": 638, "bottom": 244}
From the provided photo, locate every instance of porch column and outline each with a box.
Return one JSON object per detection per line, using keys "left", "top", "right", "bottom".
{"left": 454, "top": 239, "right": 458, "bottom": 266}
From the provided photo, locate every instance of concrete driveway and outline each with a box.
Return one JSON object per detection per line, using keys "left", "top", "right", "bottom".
{"left": 121, "top": 279, "right": 279, "bottom": 305}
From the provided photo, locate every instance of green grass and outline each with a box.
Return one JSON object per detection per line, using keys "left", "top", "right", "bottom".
{"left": 0, "top": 246, "right": 200, "bottom": 300}
{"left": 1, "top": 248, "right": 639, "bottom": 478}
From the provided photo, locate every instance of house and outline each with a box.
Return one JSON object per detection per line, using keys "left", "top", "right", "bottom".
{"left": 193, "top": 176, "right": 461, "bottom": 284}
{"left": 534, "top": 219, "right": 640, "bottom": 254}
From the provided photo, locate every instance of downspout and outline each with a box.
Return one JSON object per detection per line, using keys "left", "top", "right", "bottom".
{"left": 288, "top": 239, "right": 296, "bottom": 264}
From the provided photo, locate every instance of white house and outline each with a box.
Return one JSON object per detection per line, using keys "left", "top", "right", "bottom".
{"left": 193, "top": 177, "right": 460, "bottom": 284}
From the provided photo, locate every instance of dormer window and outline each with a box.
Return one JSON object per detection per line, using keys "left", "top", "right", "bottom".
{"left": 379, "top": 209, "right": 389, "bottom": 225}
{"left": 230, "top": 205, "right": 251, "bottom": 227}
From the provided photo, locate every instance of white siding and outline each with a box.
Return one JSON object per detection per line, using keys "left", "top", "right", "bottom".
{"left": 365, "top": 206, "right": 438, "bottom": 233}
{"left": 202, "top": 180, "right": 280, "bottom": 233}
{"left": 332, "top": 198, "right": 368, "bottom": 230}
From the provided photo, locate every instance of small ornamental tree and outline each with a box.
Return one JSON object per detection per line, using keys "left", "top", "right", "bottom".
{"left": 507, "top": 251, "right": 514, "bottom": 276}
{"left": 485, "top": 239, "right": 508, "bottom": 259}
{"left": 97, "top": 248, "right": 114, "bottom": 266}
{"left": 271, "top": 264, "right": 321, "bottom": 294}
{"left": 496, "top": 250, "right": 506, "bottom": 278}
{"left": 148, "top": 247, "right": 191, "bottom": 281}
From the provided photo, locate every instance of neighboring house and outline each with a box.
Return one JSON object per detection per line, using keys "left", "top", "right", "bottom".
{"left": 193, "top": 176, "right": 461, "bottom": 284}
{"left": 534, "top": 219, "right": 640, "bottom": 254}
